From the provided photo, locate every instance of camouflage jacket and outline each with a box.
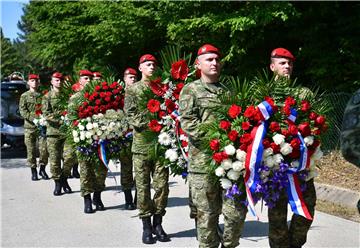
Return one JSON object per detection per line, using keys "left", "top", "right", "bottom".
{"left": 19, "top": 90, "right": 42, "bottom": 130}
{"left": 123, "top": 80, "right": 152, "bottom": 154}
{"left": 42, "top": 89, "right": 65, "bottom": 137}
{"left": 179, "top": 79, "right": 225, "bottom": 173}
{"left": 341, "top": 88, "right": 360, "bottom": 167}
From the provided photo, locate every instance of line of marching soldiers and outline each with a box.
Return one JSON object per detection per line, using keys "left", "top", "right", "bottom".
{"left": 19, "top": 45, "right": 316, "bottom": 248}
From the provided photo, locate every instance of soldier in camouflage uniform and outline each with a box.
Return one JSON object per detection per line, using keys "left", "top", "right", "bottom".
{"left": 68, "top": 70, "right": 108, "bottom": 214}
{"left": 341, "top": 88, "right": 360, "bottom": 168}
{"left": 121, "top": 67, "right": 138, "bottom": 210}
{"left": 42, "top": 72, "right": 72, "bottom": 196}
{"left": 179, "top": 44, "right": 248, "bottom": 248}
{"left": 19, "top": 74, "right": 49, "bottom": 181}
{"left": 268, "top": 48, "right": 317, "bottom": 248}
{"left": 124, "top": 55, "right": 170, "bottom": 244}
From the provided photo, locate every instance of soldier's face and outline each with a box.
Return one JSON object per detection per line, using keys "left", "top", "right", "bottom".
{"left": 139, "top": 61, "right": 156, "bottom": 79}
{"left": 93, "top": 76, "right": 101, "bottom": 81}
{"left": 79, "top": 76, "right": 91, "bottom": 86}
{"left": 197, "top": 53, "right": 221, "bottom": 80}
{"left": 124, "top": 74, "right": 137, "bottom": 87}
{"left": 27, "top": 79, "right": 39, "bottom": 90}
{"left": 270, "top": 58, "right": 293, "bottom": 78}
{"left": 51, "top": 77, "right": 62, "bottom": 89}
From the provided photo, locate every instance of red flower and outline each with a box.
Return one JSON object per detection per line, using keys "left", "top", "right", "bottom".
{"left": 269, "top": 121, "right": 281, "bottom": 133}
{"left": 173, "top": 83, "right": 185, "bottom": 100}
{"left": 298, "top": 122, "right": 311, "bottom": 137}
{"left": 309, "top": 112, "right": 317, "bottom": 120}
{"left": 147, "top": 99, "right": 161, "bottom": 113}
{"left": 148, "top": 120, "right": 162, "bottom": 132}
{"left": 158, "top": 111, "right": 166, "bottom": 119}
{"left": 95, "top": 85, "right": 101, "bottom": 91}
{"left": 171, "top": 59, "right": 189, "bottom": 81}
{"left": 72, "top": 120, "right": 79, "bottom": 126}
{"left": 289, "top": 149, "right": 301, "bottom": 159}
{"left": 228, "top": 104, "right": 242, "bottom": 119}
{"left": 290, "top": 138, "right": 301, "bottom": 149}
{"left": 112, "top": 89, "right": 120, "bottom": 95}
{"left": 222, "top": 151, "right": 229, "bottom": 160}
{"left": 262, "top": 138, "right": 271, "bottom": 148}
{"left": 228, "top": 130, "right": 239, "bottom": 142}
{"left": 285, "top": 96, "right": 296, "bottom": 106}
{"left": 301, "top": 100, "right": 311, "bottom": 112}
{"left": 62, "top": 111, "right": 67, "bottom": 116}
{"left": 270, "top": 143, "right": 280, "bottom": 153}
{"left": 239, "top": 143, "right": 248, "bottom": 151}
{"left": 83, "top": 101, "right": 89, "bottom": 107}
{"left": 95, "top": 99, "right": 102, "bottom": 106}
{"left": 100, "top": 92, "right": 106, "bottom": 98}
{"left": 282, "top": 105, "right": 291, "bottom": 116}
{"left": 94, "top": 106, "right": 99, "bottom": 113}
{"left": 105, "top": 96, "right": 111, "bottom": 102}
{"left": 209, "top": 139, "right": 220, "bottom": 151}
{"left": 110, "top": 82, "right": 118, "bottom": 89}
{"left": 264, "top": 96, "right": 275, "bottom": 106}
{"left": 212, "top": 152, "right": 223, "bottom": 163}
{"left": 219, "top": 120, "right": 231, "bottom": 130}
{"left": 181, "top": 140, "right": 188, "bottom": 147}
{"left": 35, "top": 110, "right": 42, "bottom": 116}
{"left": 288, "top": 124, "right": 298, "bottom": 136}
{"left": 242, "top": 121, "right": 251, "bottom": 131}
{"left": 149, "top": 78, "right": 169, "bottom": 97}
{"left": 244, "top": 106, "right": 256, "bottom": 119}
{"left": 165, "top": 99, "right": 176, "bottom": 113}
{"left": 240, "top": 133, "right": 252, "bottom": 144}
{"left": 315, "top": 115, "right": 326, "bottom": 126}
{"left": 281, "top": 128, "right": 290, "bottom": 137}
{"left": 84, "top": 92, "right": 90, "bottom": 99}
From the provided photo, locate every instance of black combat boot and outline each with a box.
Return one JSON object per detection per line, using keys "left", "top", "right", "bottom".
{"left": 39, "top": 165, "right": 49, "bottom": 180}
{"left": 31, "top": 168, "right": 39, "bottom": 181}
{"left": 194, "top": 218, "right": 198, "bottom": 241}
{"left": 53, "top": 180, "right": 62, "bottom": 196}
{"left": 72, "top": 164, "right": 80, "bottom": 178}
{"left": 124, "top": 189, "right": 136, "bottom": 210}
{"left": 152, "top": 214, "right": 170, "bottom": 242}
{"left": 142, "top": 217, "right": 156, "bottom": 244}
{"left": 84, "top": 194, "right": 94, "bottom": 214}
{"left": 61, "top": 176, "right": 72, "bottom": 193}
{"left": 93, "top": 191, "right": 105, "bottom": 211}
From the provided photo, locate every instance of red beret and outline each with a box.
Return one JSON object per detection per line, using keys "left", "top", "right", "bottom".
{"left": 52, "top": 72, "right": 63, "bottom": 79}
{"left": 271, "top": 48, "right": 295, "bottom": 61}
{"left": 93, "top": 72, "right": 102, "bottom": 77}
{"left": 197, "top": 44, "right": 221, "bottom": 57}
{"left": 124, "top": 68, "right": 138, "bottom": 76}
{"left": 139, "top": 54, "right": 157, "bottom": 64}
{"left": 79, "top": 70, "right": 93, "bottom": 77}
{"left": 28, "top": 74, "right": 39, "bottom": 80}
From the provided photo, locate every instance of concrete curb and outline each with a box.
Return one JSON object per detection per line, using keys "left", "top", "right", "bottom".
{"left": 315, "top": 182, "right": 360, "bottom": 208}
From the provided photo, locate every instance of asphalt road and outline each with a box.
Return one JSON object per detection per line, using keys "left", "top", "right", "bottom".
{"left": 1, "top": 153, "right": 359, "bottom": 247}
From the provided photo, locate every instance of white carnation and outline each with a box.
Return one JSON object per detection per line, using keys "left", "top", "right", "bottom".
{"left": 80, "top": 134, "right": 85, "bottom": 141}
{"left": 73, "top": 137, "right": 80, "bottom": 143}
{"left": 78, "top": 124, "right": 85, "bottom": 131}
{"left": 158, "top": 132, "right": 172, "bottom": 146}
{"left": 96, "top": 130, "right": 103, "bottom": 136}
{"left": 72, "top": 130, "right": 79, "bottom": 137}
{"left": 85, "top": 131, "right": 92, "bottom": 139}
{"left": 280, "top": 142, "right": 293, "bottom": 155}
{"left": 263, "top": 147, "right": 274, "bottom": 158}
{"left": 224, "top": 144, "right": 236, "bottom": 156}
{"left": 232, "top": 160, "right": 245, "bottom": 172}
{"left": 304, "top": 136, "right": 314, "bottom": 146}
{"left": 215, "top": 166, "right": 226, "bottom": 177}
{"left": 227, "top": 169, "right": 241, "bottom": 181}
{"left": 265, "top": 156, "right": 275, "bottom": 168}
{"left": 165, "top": 149, "right": 178, "bottom": 162}
{"left": 221, "top": 159, "right": 233, "bottom": 170}
{"left": 92, "top": 122, "right": 99, "bottom": 129}
{"left": 92, "top": 135, "right": 99, "bottom": 140}
{"left": 236, "top": 149, "right": 247, "bottom": 162}
{"left": 33, "top": 119, "right": 39, "bottom": 125}
{"left": 219, "top": 178, "right": 232, "bottom": 189}
{"left": 273, "top": 154, "right": 284, "bottom": 164}
{"left": 273, "top": 133, "right": 285, "bottom": 145}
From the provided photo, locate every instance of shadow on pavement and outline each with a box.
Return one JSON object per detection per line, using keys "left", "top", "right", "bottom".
{"left": 169, "top": 227, "right": 196, "bottom": 239}
{"left": 167, "top": 196, "right": 189, "bottom": 208}
{"left": 1, "top": 147, "right": 27, "bottom": 160}
{"left": 241, "top": 220, "right": 269, "bottom": 238}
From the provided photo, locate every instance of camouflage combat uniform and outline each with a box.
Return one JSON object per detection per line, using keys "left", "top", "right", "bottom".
{"left": 19, "top": 91, "right": 48, "bottom": 169}
{"left": 42, "top": 90, "right": 72, "bottom": 180}
{"left": 124, "top": 80, "right": 169, "bottom": 218}
{"left": 268, "top": 80, "right": 317, "bottom": 248}
{"left": 179, "top": 79, "right": 248, "bottom": 248}
{"left": 119, "top": 145, "right": 135, "bottom": 191}
{"left": 341, "top": 88, "right": 360, "bottom": 167}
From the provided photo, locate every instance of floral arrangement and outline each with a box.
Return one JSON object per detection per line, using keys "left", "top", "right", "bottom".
{"left": 200, "top": 75, "right": 329, "bottom": 219}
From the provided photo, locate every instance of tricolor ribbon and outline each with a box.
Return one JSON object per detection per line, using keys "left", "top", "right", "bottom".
{"left": 97, "top": 140, "right": 118, "bottom": 185}
{"left": 171, "top": 109, "right": 189, "bottom": 163}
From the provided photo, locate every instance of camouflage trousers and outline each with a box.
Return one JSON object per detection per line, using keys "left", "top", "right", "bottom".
{"left": 77, "top": 153, "right": 108, "bottom": 197}
{"left": 133, "top": 153, "right": 169, "bottom": 218}
{"left": 47, "top": 136, "right": 71, "bottom": 180}
{"left": 24, "top": 128, "right": 48, "bottom": 168}
{"left": 189, "top": 173, "right": 247, "bottom": 248}
{"left": 62, "top": 139, "right": 78, "bottom": 177}
{"left": 268, "top": 179, "right": 316, "bottom": 248}
{"left": 119, "top": 149, "right": 134, "bottom": 190}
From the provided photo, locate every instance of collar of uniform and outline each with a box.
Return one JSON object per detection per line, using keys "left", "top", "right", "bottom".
{"left": 200, "top": 79, "right": 223, "bottom": 94}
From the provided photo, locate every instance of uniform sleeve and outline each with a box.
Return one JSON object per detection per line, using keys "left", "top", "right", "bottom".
{"left": 179, "top": 86, "right": 203, "bottom": 145}
{"left": 42, "top": 94, "right": 59, "bottom": 126}
{"left": 19, "top": 93, "right": 33, "bottom": 122}
{"left": 124, "top": 86, "right": 147, "bottom": 129}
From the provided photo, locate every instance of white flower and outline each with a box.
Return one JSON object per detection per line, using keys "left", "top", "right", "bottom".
{"left": 263, "top": 148, "right": 274, "bottom": 158}
{"left": 158, "top": 132, "right": 172, "bottom": 146}
{"left": 224, "top": 144, "right": 236, "bottom": 156}
{"left": 92, "top": 122, "right": 99, "bottom": 129}
{"left": 227, "top": 169, "right": 241, "bottom": 181}
{"left": 215, "top": 166, "right": 226, "bottom": 177}
{"left": 92, "top": 135, "right": 99, "bottom": 140}
{"left": 273, "top": 154, "right": 284, "bottom": 164}
{"left": 74, "top": 137, "right": 80, "bottom": 143}
{"left": 236, "top": 149, "right": 247, "bottom": 162}
{"left": 85, "top": 131, "right": 92, "bottom": 139}
{"left": 96, "top": 130, "right": 103, "bottom": 136}
{"left": 304, "top": 136, "right": 314, "bottom": 146}
{"left": 273, "top": 133, "right": 285, "bottom": 145}
{"left": 80, "top": 134, "right": 85, "bottom": 141}
{"left": 280, "top": 142, "right": 293, "bottom": 156}
{"left": 86, "top": 122, "right": 93, "bottom": 130}
{"left": 72, "top": 130, "right": 79, "bottom": 137}
{"left": 291, "top": 160, "right": 299, "bottom": 168}
{"left": 33, "top": 119, "right": 39, "bottom": 125}
{"left": 232, "top": 160, "right": 244, "bottom": 172}
{"left": 220, "top": 178, "right": 232, "bottom": 189}
{"left": 265, "top": 156, "right": 275, "bottom": 168}
{"left": 165, "top": 149, "right": 178, "bottom": 162}
{"left": 78, "top": 124, "right": 85, "bottom": 131}
{"left": 221, "top": 159, "right": 233, "bottom": 170}
{"left": 101, "top": 125, "right": 107, "bottom": 130}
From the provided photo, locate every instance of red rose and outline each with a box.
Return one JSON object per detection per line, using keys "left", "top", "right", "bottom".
{"left": 228, "top": 104, "right": 242, "bottom": 119}
{"left": 228, "top": 130, "right": 239, "bottom": 142}
{"left": 240, "top": 133, "right": 252, "bottom": 144}
{"left": 290, "top": 138, "right": 301, "bottom": 149}
{"left": 176, "top": 83, "right": 184, "bottom": 92}
{"left": 95, "top": 99, "right": 102, "bottom": 106}
{"left": 288, "top": 124, "right": 298, "bottom": 136}
{"left": 84, "top": 92, "right": 90, "bottom": 99}
{"left": 270, "top": 143, "right": 280, "bottom": 153}
{"left": 312, "top": 139, "right": 320, "bottom": 148}
{"left": 309, "top": 112, "right": 317, "bottom": 120}
{"left": 110, "top": 82, "right": 118, "bottom": 89}
{"left": 242, "top": 121, "right": 251, "bottom": 131}
{"left": 117, "top": 85, "right": 123, "bottom": 91}
{"left": 289, "top": 149, "right": 301, "bottom": 159}
{"left": 282, "top": 105, "right": 291, "bottom": 116}
{"left": 301, "top": 100, "right": 311, "bottom": 112}
{"left": 239, "top": 143, "right": 248, "bottom": 151}
{"left": 35, "top": 110, "right": 42, "bottom": 116}
{"left": 148, "top": 120, "right": 162, "bottom": 132}
{"left": 95, "top": 85, "right": 101, "bottom": 91}
{"left": 158, "top": 111, "right": 166, "bottom": 119}
{"left": 102, "top": 82, "right": 108, "bottom": 87}
{"left": 244, "top": 106, "right": 256, "bottom": 119}
{"left": 94, "top": 106, "right": 99, "bottom": 113}
{"left": 72, "top": 120, "right": 79, "bottom": 126}
{"left": 262, "top": 138, "right": 271, "bottom": 148}
{"left": 112, "top": 89, "right": 119, "bottom": 95}
{"left": 315, "top": 115, "right": 326, "bottom": 126}
{"left": 105, "top": 96, "right": 111, "bottom": 102}
{"left": 212, "top": 152, "right": 223, "bottom": 163}
{"left": 219, "top": 120, "right": 231, "bottom": 130}
{"left": 285, "top": 96, "right": 296, "bottom": 106}
{"left": 62, "top": 111, "right": 67, "bottom": 116}
{"left": 147, "top": 99, "right": 161, "bottom": 113}
{"left": 171, "top": 59, "right": 189, "bottom": 81}
{"left": 100, "top": 92, "right": 106, "bottom": 98}
{"left": 222, "top": 151, "right": 229, "bottom": 160}
{"left": 165, "top": 99, "right": 176, "bottom": 113}
{"left": 209, "top": 139, "right": 220, "bottom": 151}
{"left": 106, "top": 91, "right": 112, "bottom": 97}
{"left": 115, "top": 95, "right": 121, "bottom": 102}
{"left": 298, "top": 122, "right": 311, "bottom": 137}
{"left": 89, "top": 95, "right": 95, "bottom": 101}
{"left": 281, "top": 128, "right": 290, "bottom": 137}
{"left": 92, "top": 92, "right": 98, "bottom": 98}
{"left": 269, "top": 121, "right": 281, "bottom": 133}
{"left": 264, "top": 96, "right": 275, "bottom": 106}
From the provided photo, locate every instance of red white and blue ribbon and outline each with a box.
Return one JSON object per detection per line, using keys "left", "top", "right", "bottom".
{"left": 288, "top": 108, "right": 298, "bottom": 123}
{"left": 171, "top": 109, "right": 189, "bottom": 162}
{"left": 97, "top": 140, "right": 118, "bottom": 184}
